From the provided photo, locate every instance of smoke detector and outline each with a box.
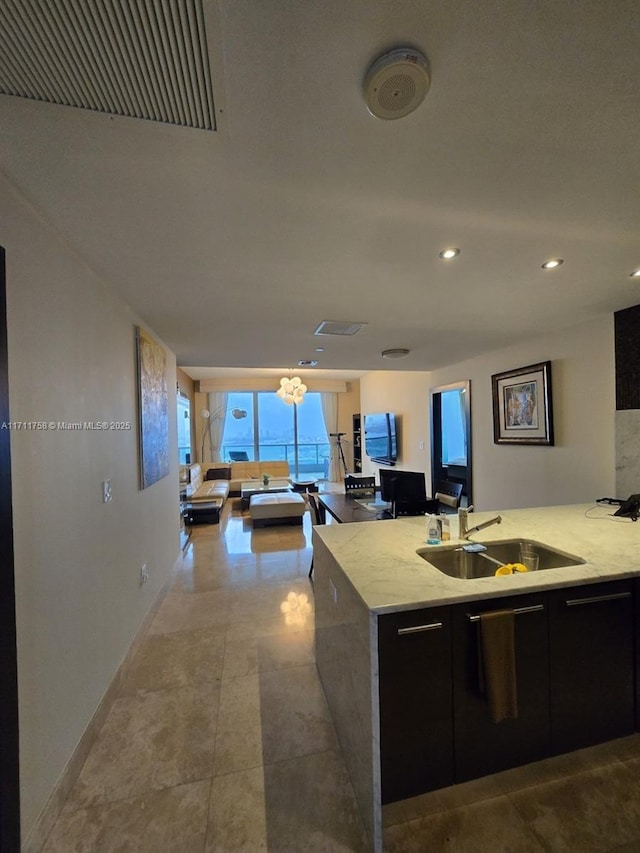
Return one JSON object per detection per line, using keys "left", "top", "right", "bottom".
{"left": 364, "top": 48, "right": 430, "bottom": 120}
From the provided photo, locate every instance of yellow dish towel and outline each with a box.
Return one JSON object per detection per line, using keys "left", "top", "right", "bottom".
{"left": 478, "top": 609, "right": 518, "bottom": 723}
{"left": 494, "top": 563, "right": 528, "bottom": 576}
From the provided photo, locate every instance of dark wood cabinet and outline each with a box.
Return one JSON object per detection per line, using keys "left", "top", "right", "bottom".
{"left": 636, "top": 579, "right": 640, "bottom": 733}
{"left": 452, "top": 593, "right": 550, "bottom": 782}
{"left": 378, "top": 606, "right": 454, "bottom": 803}
{"left": 378, "top": 580, "right": 637, "bottom": 805}
{"left": 548, "top": 579, "right": 635, "bottom": 754}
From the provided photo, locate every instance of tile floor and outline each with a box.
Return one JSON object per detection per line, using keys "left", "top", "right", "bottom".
{"left": 42, "top": 498, "right": 640, "bottom": 852}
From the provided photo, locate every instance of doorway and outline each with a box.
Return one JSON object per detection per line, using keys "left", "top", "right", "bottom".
{"left": 430, "top": 380, "right": 472, "bottom": 506}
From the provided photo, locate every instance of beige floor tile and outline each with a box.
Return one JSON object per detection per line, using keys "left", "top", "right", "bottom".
{"left": 213, "top": 666, "right": 337, "bottom": 776}
{"left": 213, "top": 674, "right": 265, "bottom": 776}
{"left": 120, "top": 624, "right": 226, "bottom": 695}
{"left": 509, "top": 762, "right": 640, "bottom": 852}
{"left": 44, "top": 780, "right": 210, "bottom": 853}
{"left": 149, "top": 589, "right": 231, "bottom": 634}
{"left": 222, "top": 628, "right": 314, "bottom": 681}
{"left": 206, "top": 766, "right": 268, "bottom": 852}
{"left": 227, "top": 580, "right": 314, "bottom": 623}
{"left": 383, "top": 795, "right": 546, "bottom": 853}
{"left": 261, "top": 750, "right": 369, "bottom": 852}
{"left": 64, "top": 684, "right": 219, "bottom": 811}
{"left": 257, "top": 665, "right": 338, "bottom": 766}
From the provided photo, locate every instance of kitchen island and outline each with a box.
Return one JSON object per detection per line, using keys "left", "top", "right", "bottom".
{"left": 313, "top": 504, "right": 640, "bottom": 852}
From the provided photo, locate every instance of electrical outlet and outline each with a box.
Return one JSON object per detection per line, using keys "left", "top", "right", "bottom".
{"left": 140, "top": 564, "right": 149, "bottom": 585}
{"left": 102, "top": 479, "right": 112, "bottom": 503}
{"left": 418, "top": 441, "right": 425, "bottom": 451}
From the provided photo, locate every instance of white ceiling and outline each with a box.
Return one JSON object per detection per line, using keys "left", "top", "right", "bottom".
{"left": 2, "top": 0, "right": 640, "bottom": 382}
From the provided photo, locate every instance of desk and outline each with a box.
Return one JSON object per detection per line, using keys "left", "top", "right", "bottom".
{"left": 317, "top": 493, "right": 439, "bottom": 524}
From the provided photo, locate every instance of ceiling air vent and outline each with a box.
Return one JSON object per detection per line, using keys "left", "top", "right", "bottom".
{"left": 314, "top": 321, "right": 367, "bottom": 337}
{"left": 0, "top": 0, "right": 217, "bottom": 130}
{"left": 298, "top": 360, "right": 318, "bottom": 367}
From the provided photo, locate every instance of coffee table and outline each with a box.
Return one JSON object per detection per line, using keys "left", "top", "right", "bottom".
{"left": 240, "top": 479, "right": 292, "bottom": 510}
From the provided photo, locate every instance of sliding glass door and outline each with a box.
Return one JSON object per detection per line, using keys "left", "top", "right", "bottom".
{"left": 221, "top": 392, "right": 329, "bottom": 479}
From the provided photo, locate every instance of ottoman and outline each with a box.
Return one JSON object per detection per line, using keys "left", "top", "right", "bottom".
{"left": 249, "top": 492, "right": 306, "bottom": 528}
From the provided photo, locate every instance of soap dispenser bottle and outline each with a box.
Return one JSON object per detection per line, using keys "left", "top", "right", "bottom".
{"left": 426, "top": 514, "right": 442, "bottom": 545}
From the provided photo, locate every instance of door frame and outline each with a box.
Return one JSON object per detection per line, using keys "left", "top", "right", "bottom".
{"left": 429, "top": 379, "right": 472, "bottom": 506}
{"left": 0, "top": 245, "right": 20, "bottom": 849}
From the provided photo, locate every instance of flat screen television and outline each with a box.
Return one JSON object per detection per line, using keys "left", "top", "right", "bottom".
{"left": 379, "top": 469, "right": 434, "bottom": 518}
{"left": 364, "top": 412, "right": 397, "bottom": 465}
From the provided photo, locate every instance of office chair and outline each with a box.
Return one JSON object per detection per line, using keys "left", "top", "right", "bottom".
{"left": 307, "top": 493, "right": 325, "bottom": 582}
{"left": 434, "top": 480, "right": 463, "bottom": 512}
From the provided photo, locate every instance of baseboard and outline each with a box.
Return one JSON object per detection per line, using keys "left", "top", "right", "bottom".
{"left": 21, "top": 570, "right": 173, "bottom": 853}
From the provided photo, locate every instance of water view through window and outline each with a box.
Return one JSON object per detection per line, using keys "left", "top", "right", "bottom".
{"left": 222, "top": 392, "right": 330, "bottom": 479}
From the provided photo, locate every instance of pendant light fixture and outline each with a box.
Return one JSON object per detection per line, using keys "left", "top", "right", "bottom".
{"left": 276, "top": 375, "right": 307, "bottom": 405}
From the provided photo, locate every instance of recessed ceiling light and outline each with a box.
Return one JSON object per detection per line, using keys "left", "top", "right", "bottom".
{"left": 439, "top": 248, "right": 460, "bottom": 260}
{"left": 298, "top": 360, "right": 318, "bottom": 367}
{"left": 541, "top": 258, "right": 564, "bottom": 269}
{"left": 381, "top": 348, "right": 410, "bottom": 359}
{"left": 630, "top": 269, "right": 640, "bottom": 278}
{"left": 315, "top": 347, "right": 325, "bottom": 352}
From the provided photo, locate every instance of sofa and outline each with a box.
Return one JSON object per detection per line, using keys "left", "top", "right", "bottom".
{"left": 184, "top": 464, "right": 230, "bottom": 505}
{"left": 185, "top": 460, "right": 291, "bottom": 504}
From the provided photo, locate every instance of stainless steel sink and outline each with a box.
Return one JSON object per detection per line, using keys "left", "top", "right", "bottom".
{"left": 416, "top": 538, "right": 586, "bottom": 579}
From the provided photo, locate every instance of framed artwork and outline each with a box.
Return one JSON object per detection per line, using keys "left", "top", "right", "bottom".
{"left": 136, "top": 326, "right": 170, "bottom": 488}
{"left": 491, "top": 361, "right": 554, "bottom": 445}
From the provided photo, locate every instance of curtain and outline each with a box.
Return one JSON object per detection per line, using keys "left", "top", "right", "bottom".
{"left": 207, "top": 392, "right": 228, "bottom": 462}
{"left": 320, "top": 392, "right": 341, "bottom": 482}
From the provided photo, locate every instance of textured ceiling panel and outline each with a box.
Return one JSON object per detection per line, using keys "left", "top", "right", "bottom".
{"left": 0, "top": 0, "right": 216, "bottom": 130}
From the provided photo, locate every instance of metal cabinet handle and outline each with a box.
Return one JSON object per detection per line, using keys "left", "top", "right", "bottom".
{"left": 565, "top": 591, "right": 631, "bottom": 607}
{"left": 397, "top": 622, "right": 443, "bottom": 635}
{"left": 467, "top": 604, "right": 544, "bottom": 623}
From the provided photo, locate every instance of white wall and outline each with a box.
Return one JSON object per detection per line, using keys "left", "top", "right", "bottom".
{"left": 2, "top": 175, "right": 180, "bottom": 838}
{"left": 361, "top": 315, "right": 615, "bottom": 510}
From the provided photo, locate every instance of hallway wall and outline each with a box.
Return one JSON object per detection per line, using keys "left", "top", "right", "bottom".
{"left": 2, "top": 174, "right": 180, "bottom": 842}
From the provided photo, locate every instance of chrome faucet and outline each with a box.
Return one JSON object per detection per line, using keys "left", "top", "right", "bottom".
{"left": 458, "top": 505, "right": 502, "bottom": 540}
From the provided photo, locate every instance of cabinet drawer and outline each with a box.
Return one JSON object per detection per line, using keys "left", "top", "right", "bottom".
{"left": 452, "top": 593, "right": 549, "bottom": 782}
{"left": 378, "top": 607, "right": 454, "bottom": 803}
{"left": 548, "top": 579, "right": 635, "bottom": 754}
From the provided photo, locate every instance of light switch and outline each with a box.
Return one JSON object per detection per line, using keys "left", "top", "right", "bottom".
{"left": 102, "top": 480, "right": 112, "bottom": 503}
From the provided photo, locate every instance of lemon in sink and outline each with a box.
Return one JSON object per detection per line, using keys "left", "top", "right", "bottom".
{"left": 494, "top": 563, "right": 529, "bottom": 576}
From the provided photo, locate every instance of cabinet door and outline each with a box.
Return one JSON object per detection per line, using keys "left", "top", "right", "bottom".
{"left": 452, "top": 593, "right": 549, "bottom": 783}
{"left": 378, "top": 606, "right": 453, "bottom": 803}
{"left": 548, "top": 579, "right": 634, "bottom": 754}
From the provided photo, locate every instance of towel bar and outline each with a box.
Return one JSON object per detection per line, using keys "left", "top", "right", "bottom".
{"left": 467, "top": 604, "right": 544, "bottom": 623}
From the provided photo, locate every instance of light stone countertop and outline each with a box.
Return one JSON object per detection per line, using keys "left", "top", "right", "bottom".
{"left": 314, "top": 503, "right": 640, "bottom": 614}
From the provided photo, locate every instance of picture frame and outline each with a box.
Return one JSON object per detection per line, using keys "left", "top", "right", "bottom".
{"left": 491, "top": 361, "right": 554, "bottom": 445}
{"left": 136, "top": 326, "right": 170, "bottom": 488}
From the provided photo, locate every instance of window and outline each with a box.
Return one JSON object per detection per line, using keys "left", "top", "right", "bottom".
{"left": 177, "top": 394, "right": 191, "bottom": 464}
{"left": 222, "top": 392, "right": 329, "bottom": 479}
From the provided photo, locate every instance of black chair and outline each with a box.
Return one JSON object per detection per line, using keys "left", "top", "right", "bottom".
{"left": 307, "top": 493, "right": 325, "bottom": 581}
{"left": 434, "top": 480, "right": 463, "bottom": 512}
{"left": 291, "top": 480, "right": 319, "bottom": 494}
{"left": 228, "top": 451, "right": 249, "bottom": 462}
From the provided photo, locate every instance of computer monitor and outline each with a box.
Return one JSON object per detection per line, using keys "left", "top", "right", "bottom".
{"left": 378, "top": 469, "right": 434, "bottom": 519}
